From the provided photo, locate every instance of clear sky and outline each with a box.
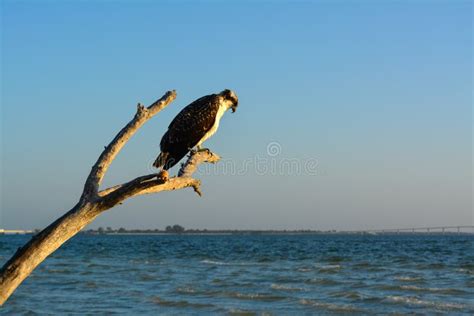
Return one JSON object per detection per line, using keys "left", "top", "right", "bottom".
{"left": 1, "top": 0, "right": 472, "bottom": 230}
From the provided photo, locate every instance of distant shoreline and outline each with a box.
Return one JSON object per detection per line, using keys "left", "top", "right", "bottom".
{"left": 2, "top": 225, "right": 473, "bottom": 236}
{"left": 2, "top": 231, "right": 473, "bottom": 236}
{"left": 86, "top": 231, "right": 474, "bottom": 236}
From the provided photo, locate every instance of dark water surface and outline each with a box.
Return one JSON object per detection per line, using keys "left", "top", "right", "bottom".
{"left": 1, "top": 234, "right": 473, "bottom": 315}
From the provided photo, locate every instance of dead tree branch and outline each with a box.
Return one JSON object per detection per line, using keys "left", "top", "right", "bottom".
{"left": 0, "top": 90, "right": 221, "bottom": 305}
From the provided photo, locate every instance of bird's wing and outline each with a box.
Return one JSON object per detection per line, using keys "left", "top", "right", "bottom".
{"left": 161, "top": 94, "right": 220, "bottom": 150}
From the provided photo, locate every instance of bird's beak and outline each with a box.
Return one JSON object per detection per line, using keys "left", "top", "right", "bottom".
{"left": 231, "top": 103, "right": 238, "bottom": 113}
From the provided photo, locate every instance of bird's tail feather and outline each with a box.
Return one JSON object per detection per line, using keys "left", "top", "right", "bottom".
{"left": 153, "top": 152, "right": 168, "bottom": 169}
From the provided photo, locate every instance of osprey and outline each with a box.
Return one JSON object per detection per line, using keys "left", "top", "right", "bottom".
{"left": 153, "top": 89, "right": 238, "bottom": 170}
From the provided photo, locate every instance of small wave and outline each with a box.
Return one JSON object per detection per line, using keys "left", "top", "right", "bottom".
{"left": 319, "top": 264, "right": 341, "bottom": 270}
{"left": 257, "top": 257, "right": 272, "bottom": 263}
{"left": 84, "top": 281, "right": 97, "bottom": 288}
{"left": 226, "top": 292, "right": 286, "bottom": 302}
{"left": 174, "top": 286, "right": 220, "bottom": 296}
{"left": 459, "top": 263, "right": 474, "bottom": 269}
{"left": 44, "top": 268, "right": 72, "bottom": 274}
{"left": 176, "top": 286, "right": 198, "bottom": 294}
{"left": 151, "top": 296, "right": 214, "bottom": 308}
{"left": 377, "top": 284, "right": 466, "bottom": 295}
{"left": 329, "top": 291, "right": 363, "bottom": 300}
{"left": 399, "top": 285, "right": 428, "bottom": 291}
{"left": 299, "top": 298, "right": 362, "bottom": 312}
{"left": 427, "top": 263, "right": 446, "bottom": 269}
{"left": 200, "top": 259, "right": 256, "bottom": 266}
{"left": 385, "top": 295, "right": 467, "bottom": 310}
{"left": 400, "top": 285, "right": 467, "bottom": 295}
{"left": 86, "top": 263, "right": 110, "bottom": 268}
{"left": 415, "top": 263, "right": 446, "bottom": 270}
{"left": 270, "top": 284, "right": 304, "bottom": 291}
{"left": 352, "top": 262, "right": 371, "bottom": 269}
{"left": 53, "top": 262, "right": 76, "bottom": 267}
{"left": 128, "top": 259, "right": 160, "bottom": 265}
{"left": 138, "top": 274, "right": 155, "bottom": 281}
{"left": 201, "top": 259, "right": 229, "bottom": 265}
{"left": 211, "top": 278, "right": 224, "bottom": 284}
{"left": 275, "top": 276, "right": 302, "bottom": 284}
{"left": 394, "top": 276, "right": 424, "bottom": 282}
{"left": 79, "top": 270, "right": 93, "bottom": 275}
{"left": 456, "top": 268, "right": 474, "bottom": 275}
{"left": 227, "top": 308, "right": 258, "bottom": 316}
{"left": 357, "top": 264, "right": 386, "bottom": 272}
{"left": 325, "top": 256, "right": 346, "bottom": 263}
{"left": 393, "top": 256, "right": 411, "bottom": 264}
{"left": 305, "top": 278, "right": 341, "bottom": 286}
{"left": 317, "top": 264, "right": 341, "bottom": 273}
{"left": 297, "top": 267, "right": 313, "bottom": 272}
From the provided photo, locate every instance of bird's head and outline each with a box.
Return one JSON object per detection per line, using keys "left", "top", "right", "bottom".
{"left": 220, "top": 89, "right": 239, "bottom": 113}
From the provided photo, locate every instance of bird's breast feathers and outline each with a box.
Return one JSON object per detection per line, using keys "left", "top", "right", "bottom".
{"left": 197, "top": 102, "right": 228, "bottom": 146}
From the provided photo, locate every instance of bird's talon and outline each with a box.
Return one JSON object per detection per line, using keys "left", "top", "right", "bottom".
{"left": 156, "top": 170, "right": 169, "bottom": 182}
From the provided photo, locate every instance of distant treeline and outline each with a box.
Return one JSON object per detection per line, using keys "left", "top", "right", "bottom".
{"left": 80, "top": 225, "right": 338, "bottom": 235}
{"left": 21, "top": 226, "right": 470, "bottom": 236}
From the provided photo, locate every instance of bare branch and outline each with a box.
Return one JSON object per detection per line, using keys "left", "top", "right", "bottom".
{"left": 82, "top": 90, "right": 177, "bottom": 198}
{"left": 138, "top": 177, "right": 202, "bottom": 196}
{"left": 98, "top": 150, "right": 221, "bottom": 208}
{"left": 178, "top": 150, "right": 221, "bottom": 177}
{"left": 0, "top": 90, "right": 224, "bottom": 305}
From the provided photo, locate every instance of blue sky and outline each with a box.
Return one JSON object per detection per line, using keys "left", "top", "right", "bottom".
{"left": 1, "top": 0, "right": 472, "bottom": 230}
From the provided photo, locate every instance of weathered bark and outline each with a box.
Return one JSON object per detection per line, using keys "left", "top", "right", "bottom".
{"left": 0, "top": 90, "right": 221, "bottom": 305}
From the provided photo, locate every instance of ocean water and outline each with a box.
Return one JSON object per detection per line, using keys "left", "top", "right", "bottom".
{"left": 1, "top": 234, "right": 473, "bottom": 315}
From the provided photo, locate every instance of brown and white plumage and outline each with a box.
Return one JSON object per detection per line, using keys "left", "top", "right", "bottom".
{"left": 153, "top": 89, "right": 238, "bottom": 170}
